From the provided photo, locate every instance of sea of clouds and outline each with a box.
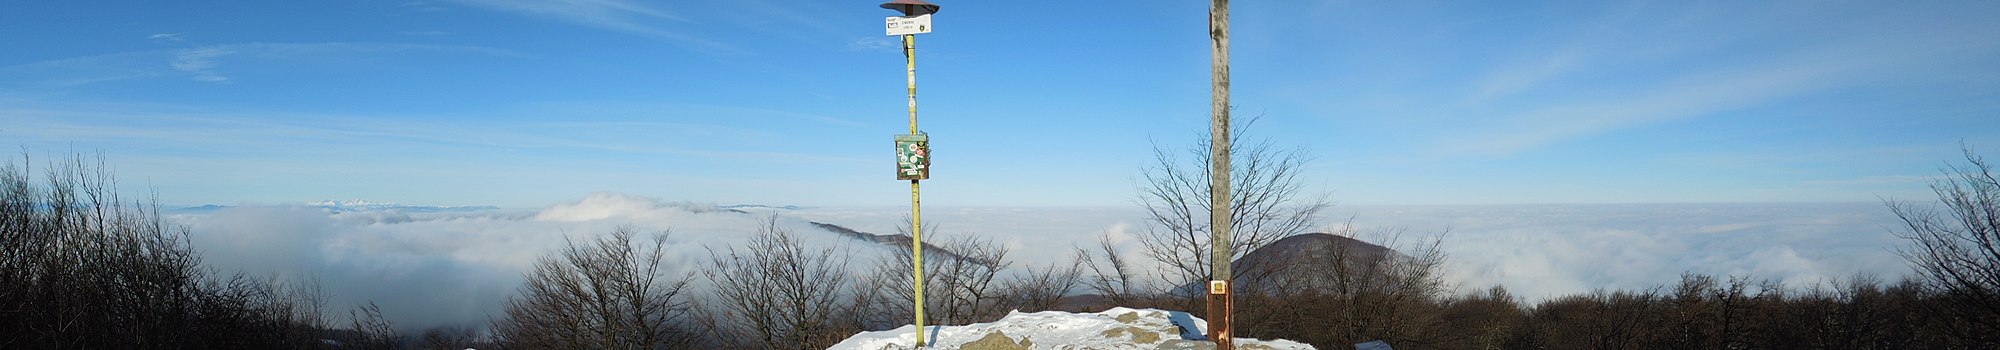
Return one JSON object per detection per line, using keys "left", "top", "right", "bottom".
{"left": 169, "top": 194, "right": 1915, "bottom": 332}
{"left": 173, "top": 193, "right": 873, "bottom": 332}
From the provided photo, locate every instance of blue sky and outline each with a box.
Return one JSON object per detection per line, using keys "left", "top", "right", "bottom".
{"left": 4, "top": 0, "right": 1998, "bottom": 208}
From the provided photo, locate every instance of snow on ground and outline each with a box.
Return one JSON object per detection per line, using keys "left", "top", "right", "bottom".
{"left": 827, "top": 307, "right": 1315, "bottom": 350}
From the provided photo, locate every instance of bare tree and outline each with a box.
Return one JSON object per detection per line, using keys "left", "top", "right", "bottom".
{"left": 925, "top": 234, "right": 1012, "bottom": 325}
{"left": 1886, "top": 144, "right": 2000, "bottom": 344}
{"left": 698, "top": 215, "right": 856, "bottom": 349}
{"left": 850, "top": 218, "right": 1088, "bottom": 326}
{"left": 492, "top": 227, "right": 695, "bottom": 350}
{"left": 341, "top": 302, "right": 402, "bottom": 350}
{"left": 1235, "top": 227, "right": 1453, "bottom": 348}
{"left": 853, "top": 218, "right": 939, "bottom": 330}
{"left": 1078, "top": 234, "right": 1147, "bottom": 307}
{"left": 1001, "top": 252, "right": 1084, "bottom": 313}
{"left": 1332, "top": 230, "right": 1452, "bottom": 347}
{"left": 1, "top": 152, "right": 335, "bottom": 349}
{"left": 417, "top": 325, "right": 481, "bottom": 350}
{"left": 857, "top": 220, "right": 1016, "bottom": 327}
{"left": 1137, "top": 116, "right": 1330, "bottom": 300}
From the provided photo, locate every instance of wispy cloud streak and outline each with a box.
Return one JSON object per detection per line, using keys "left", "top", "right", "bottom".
{"left": 0, "top": 42, "right": 520, "bottom": 86}
{"left": 171, "top": 47, "right": 233, "bottom": 82}
{"left": 446, "top": 0, "right": 734, "bottom": 52}
{"left": 1431, "top": 3, "right": 2000, "bottom": 156}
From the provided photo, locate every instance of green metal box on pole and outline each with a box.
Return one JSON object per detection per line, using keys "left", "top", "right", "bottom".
{"left": 896, "top": 133, "right": 930, "bottom": 180}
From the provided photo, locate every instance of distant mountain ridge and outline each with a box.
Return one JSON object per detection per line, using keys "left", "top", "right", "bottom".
{"left": 1168, "top": 233, "right": 1404, "bottom": 296}
{"left": 719, "top": 204, "right": 809, "bottom": 211}
{"left": 170, "top": 200, "right": 500, "bottom": 214}
{"left": 804, "top": 221, "right": 978, "bottom": 264}
{"left": 1236, "top": 233, "right": 1402, "bottom": 278}
{"left": 308, "top": 199, "right": 499, "bottom": 212}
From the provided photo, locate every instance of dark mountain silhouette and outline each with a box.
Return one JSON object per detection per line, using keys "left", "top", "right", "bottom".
{"left": 1236, "top": 233, "right": 1401, "bottom": 279}
{"left": 1237, "top": 233, "right": 1408, "bottom": 294}
{"left": 1168, "top": 233, "right": 1404, "bottom": 296}
{"left": 805, "top": 221, "right": 977, "bottom": 264}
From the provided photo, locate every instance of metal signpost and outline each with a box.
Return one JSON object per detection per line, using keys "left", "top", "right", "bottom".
{"left": 882, "top": 0, "right": 939, "bottom": 347}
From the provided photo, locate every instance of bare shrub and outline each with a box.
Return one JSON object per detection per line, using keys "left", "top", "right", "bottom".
{"left": 492, "top": 227, "right": 695, "bottom": 350}
{"left": 1000, "top": 250, "right": 1085, "bottom": 313}
{"left": 698, "top": 215, "right": 855, "bottom": 349}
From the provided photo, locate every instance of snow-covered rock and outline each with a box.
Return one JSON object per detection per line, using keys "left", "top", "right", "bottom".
{"left": 827, "top": 307, "right": 1315, "bottom": 350}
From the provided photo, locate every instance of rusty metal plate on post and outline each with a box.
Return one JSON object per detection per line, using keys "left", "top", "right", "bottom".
{"left": 896, "top": 133, "right": 929, "bottom": 180}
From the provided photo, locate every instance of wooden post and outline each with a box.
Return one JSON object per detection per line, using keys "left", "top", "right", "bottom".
{"left": 1206, "top": 0, "right": 1233, "bottom": 349}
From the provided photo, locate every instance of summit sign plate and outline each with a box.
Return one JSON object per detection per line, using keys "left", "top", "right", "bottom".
{"left": 885, "top": 14, "right": 933, "bottom": 36}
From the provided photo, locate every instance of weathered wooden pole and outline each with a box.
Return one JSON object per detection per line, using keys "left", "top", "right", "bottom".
{"left": 1206, "top": 0, "right": 1234, "bottom": 349}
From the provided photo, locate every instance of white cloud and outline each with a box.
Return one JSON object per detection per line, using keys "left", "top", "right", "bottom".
{"left": 1329, "top": 203, "right": 1910, "bottom": 300}
{"left": 532, "top": 192, "right": 717, "bottom": 222}
{"left": 171, "top": 47, "right": 233, "bottom": 82}
{"left": 148, "top": 33, "right": 187, "bottom": 43}
{"left": 177, "top": 193, "right": 886, "bottom": 331}
{"left": 848, "top": 37, "right": 902, "bottom": 52}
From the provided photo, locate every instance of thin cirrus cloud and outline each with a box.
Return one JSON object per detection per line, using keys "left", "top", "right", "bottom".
{"left": 0, "top": 100, "right": 872, "bottom": 207}
{"left": 444, "top": 0, "right": 734, "bottom": 53}
{"left": 1441, "top": 26, "right": 2000, "bottom": 157}
{"left": 1440, "top": 60, "right": 1856, "bottom": 156}
{"left": 0, "top": 42, "right": 519, "bottom": 86}
{"left": 147, "top": 33, "right": 187, "bottom": 43}
{"left": 18, "top": 94, "right": 863, "bottom": 144}
{"left": 1287, "top": 2, "right": 2000, "bottom": 159}
{"left": 1, "top": 103, "right": 855, "bottom": 162}
{"left": 171, "top": 47, "right": 232, "bottom": 82}
{"left": 0, "top": 51, "right": 163, "bottom": 87}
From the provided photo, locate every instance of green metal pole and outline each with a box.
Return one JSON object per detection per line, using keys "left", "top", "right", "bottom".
{"left": 904, "top": 33, "right": 928, "bottom": 348}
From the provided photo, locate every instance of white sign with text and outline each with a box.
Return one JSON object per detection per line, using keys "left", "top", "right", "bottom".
{"left": 886, "top": 14, "right": 933, "bottom": 36}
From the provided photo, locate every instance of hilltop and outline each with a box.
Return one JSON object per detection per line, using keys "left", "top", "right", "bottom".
{"left": 827, "top": 307, "right": 1314, "bottom": 350}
